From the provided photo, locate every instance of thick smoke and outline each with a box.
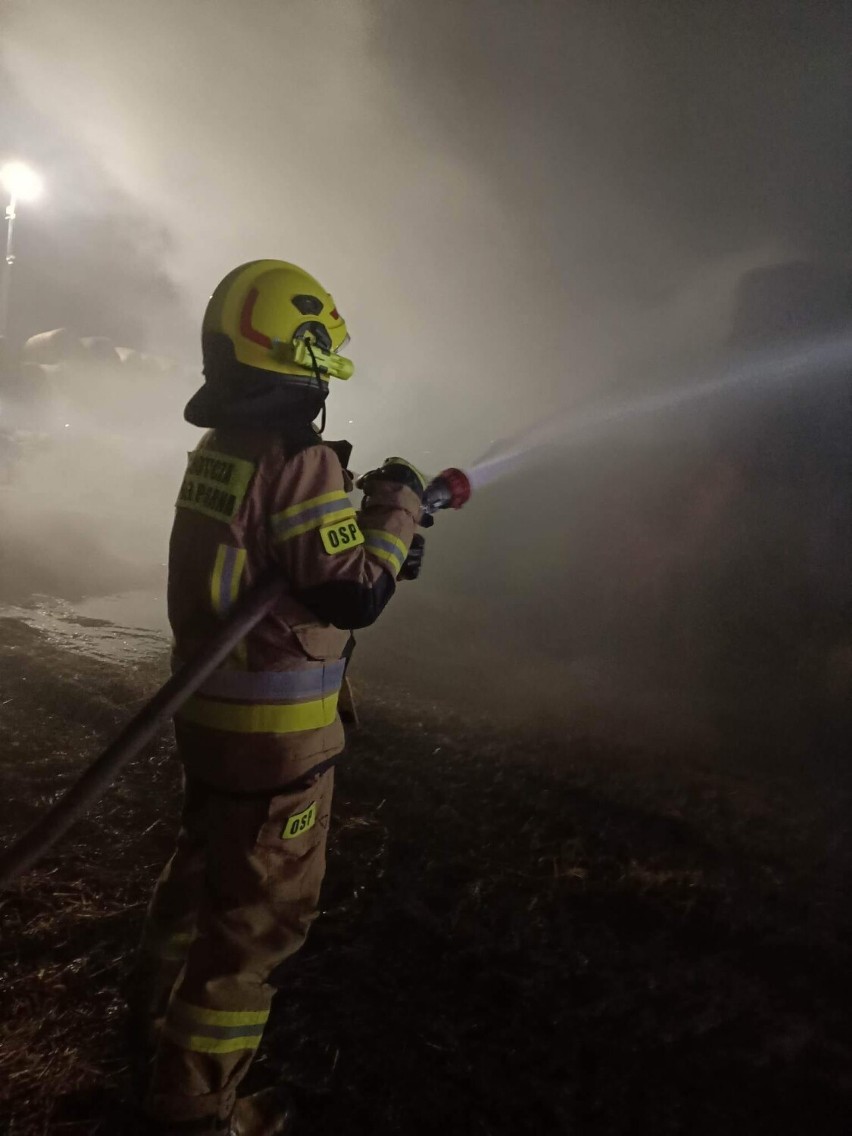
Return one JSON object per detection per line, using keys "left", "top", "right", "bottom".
{"left": 0, "top": 64, "right": 187, "bottom": 354}
{"left": 0, "top": 0, "right": 849, "bottom": 747}
{"left": 6, "top": 1, "right": 846, "bottom": 457}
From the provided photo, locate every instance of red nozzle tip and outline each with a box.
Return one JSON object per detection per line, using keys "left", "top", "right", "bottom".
{"left": 438, "top": 467, "right": 472, "bottom": 509}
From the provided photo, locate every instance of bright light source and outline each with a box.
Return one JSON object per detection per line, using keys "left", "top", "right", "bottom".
{"left": 0, "top": 161, "right": 44, "bottom": 202}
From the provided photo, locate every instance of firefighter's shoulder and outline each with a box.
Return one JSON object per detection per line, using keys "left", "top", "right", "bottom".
{"left": 268, "top": 443, "right": 355, "bottom": 547}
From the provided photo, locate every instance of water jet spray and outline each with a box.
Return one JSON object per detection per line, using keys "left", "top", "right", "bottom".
{"left": 464, "top": 330, "right": 852, "bottom": 492}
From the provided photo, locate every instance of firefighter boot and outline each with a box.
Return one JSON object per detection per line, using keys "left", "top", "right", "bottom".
{"left": 151, "top": 1089, "right": 295, "bottom": 1136}
{"left": 229, "top": 1088, "right": 296, "bottom": 1136}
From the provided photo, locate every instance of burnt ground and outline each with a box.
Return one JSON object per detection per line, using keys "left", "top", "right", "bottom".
{"left": 0, "top": 614, "right": 851, "bottom": 1135}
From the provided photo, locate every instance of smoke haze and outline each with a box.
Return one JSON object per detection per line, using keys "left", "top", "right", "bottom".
{"left": 1, "top": 0, "right": 850, "bottom": 746}
{"left": 3, "top": 1, "right": 848, "bottom": 455}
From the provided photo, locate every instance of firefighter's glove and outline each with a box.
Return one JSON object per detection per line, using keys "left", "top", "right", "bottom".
{"left": 398, "top": 533, "right": 426, "bottom": 581}
{"left": 357, "top": 457, "right": 427, "bottom": 500}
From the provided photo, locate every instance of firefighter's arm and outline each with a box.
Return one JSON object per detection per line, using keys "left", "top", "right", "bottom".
{"left": 268, "top": 446, "right": 422, "bottom": 629}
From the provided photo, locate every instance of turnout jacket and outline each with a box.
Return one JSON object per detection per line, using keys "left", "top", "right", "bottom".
{"left": 168, "top": 426, "right": 420, "bottom": 791}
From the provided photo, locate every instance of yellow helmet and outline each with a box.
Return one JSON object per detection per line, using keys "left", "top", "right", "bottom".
{"left": 202, "top": 259, "right": 353, "bottom": 383}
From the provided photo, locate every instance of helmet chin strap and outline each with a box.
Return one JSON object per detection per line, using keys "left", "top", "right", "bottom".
{"left": 304, "top": 338, "right": 328, "bottom": 435}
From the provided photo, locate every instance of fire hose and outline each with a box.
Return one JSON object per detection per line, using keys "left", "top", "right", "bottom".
{"left": 0, "top": 468, "right": 471, "bottom": 889}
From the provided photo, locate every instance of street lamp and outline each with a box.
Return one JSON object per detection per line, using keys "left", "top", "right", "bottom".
{"left": 0, "top": 161, "right": 44, "bottom": 340}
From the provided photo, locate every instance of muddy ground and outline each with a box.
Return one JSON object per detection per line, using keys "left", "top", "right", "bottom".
{"left": 1, "top": 612, "right": 851, "bottom": 1135}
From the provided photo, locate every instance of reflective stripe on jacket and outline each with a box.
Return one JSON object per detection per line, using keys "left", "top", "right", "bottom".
{"left": 168, "top": 427, "right": 420, "bottom": 790}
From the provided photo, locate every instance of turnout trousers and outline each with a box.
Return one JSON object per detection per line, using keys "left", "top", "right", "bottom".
{"left": 135, "top": 766, "right": 334, "bottom": 1127}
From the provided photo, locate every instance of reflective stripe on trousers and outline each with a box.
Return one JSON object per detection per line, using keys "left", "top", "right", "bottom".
{"left": 163, "top": 1000, "right": 270, "bottom": 1055}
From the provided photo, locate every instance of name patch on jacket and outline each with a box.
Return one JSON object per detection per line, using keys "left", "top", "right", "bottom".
{"left": 281, "top": 801, "right": 317, "bottom": 840}
{"left": 320, "top": 518, "right": 365, "bottom": 555}
{"left": 176, "top": 448, "right": 256, "bottom": 523}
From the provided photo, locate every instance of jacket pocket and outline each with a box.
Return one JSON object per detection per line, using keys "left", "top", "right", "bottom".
{"left": 289, "top": 621, "right": 349, "bottom": 662}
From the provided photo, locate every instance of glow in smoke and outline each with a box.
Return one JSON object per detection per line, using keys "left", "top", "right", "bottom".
{"left": 467, "top": 331, "right": 852, "bottom": 490}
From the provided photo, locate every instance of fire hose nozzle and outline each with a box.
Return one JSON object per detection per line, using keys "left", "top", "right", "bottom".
{"left": 421, "top": 467, "right": 472, "bottom": 516}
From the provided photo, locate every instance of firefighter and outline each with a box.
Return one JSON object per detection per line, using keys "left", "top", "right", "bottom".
{"left": 134, "top": 260, "right": 425, "bottom": 1134}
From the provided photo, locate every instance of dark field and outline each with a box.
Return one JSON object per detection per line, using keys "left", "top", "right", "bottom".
{"left": 1, "top": 614, "right": 851, "bottom": 1135}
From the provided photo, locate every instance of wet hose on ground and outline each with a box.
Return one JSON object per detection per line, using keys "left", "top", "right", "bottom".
{"left": 0, "top": 571, "right": 287, "bottom": 890}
